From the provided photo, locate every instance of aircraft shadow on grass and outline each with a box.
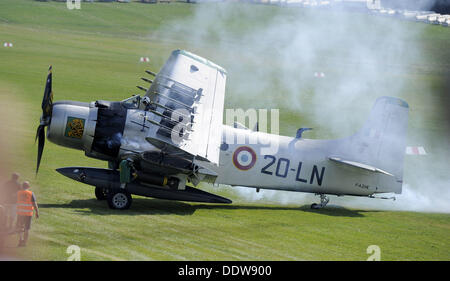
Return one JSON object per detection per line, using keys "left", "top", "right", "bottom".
{"left": 196, "top": 204, "right": 369, "bottom": 217}
{"left": 39, "top": 199, "right": 370, "bottom": 217}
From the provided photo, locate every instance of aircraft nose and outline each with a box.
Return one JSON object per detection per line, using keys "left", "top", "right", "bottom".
{"left": 47, "top": 101, "right": 94, "bottom": 151}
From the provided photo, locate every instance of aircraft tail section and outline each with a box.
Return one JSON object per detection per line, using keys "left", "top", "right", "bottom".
{"left": 333, "top": 96, "right": 409, "bottom": 193}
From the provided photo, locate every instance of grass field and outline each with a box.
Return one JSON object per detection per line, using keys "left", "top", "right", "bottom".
{"left": 0, "top": 0, "right": 449, "bottom": 260}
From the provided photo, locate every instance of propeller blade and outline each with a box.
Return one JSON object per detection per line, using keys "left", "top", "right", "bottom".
{"left": 35, "top": 124, "right": 42, "bottom": 143}
{"left": 41, "top": 65, "right": 53, "bottom": 117}
{"left": 36, "top": 125, "right": 45, "bottom": 174}
{"left": 36, "top": 66, "right": 54, "bottom": 174}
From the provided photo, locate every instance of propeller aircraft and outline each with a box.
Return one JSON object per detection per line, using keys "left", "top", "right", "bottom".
{"left": 35, "top": 50, "right": 409, "bottom": 210}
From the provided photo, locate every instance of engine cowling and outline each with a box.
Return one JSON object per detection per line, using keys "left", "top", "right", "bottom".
{"left": 47, "top": 100, "right": 128, "bottom": 162}
{"left": 47, "top": 101, "right": 96, "bottom": 151}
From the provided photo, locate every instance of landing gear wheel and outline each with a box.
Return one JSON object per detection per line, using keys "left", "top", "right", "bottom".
{"left": 107, "top": 190, "right": 132, "bottom": 210}
{"left": 310, "top": 194, "right": 330, "bottom": 209}
{"left": 95, "top": 187, "right": 107, "bottom": 201}
{"left": 310, "top": 203, "right": 320, "bottom": 209}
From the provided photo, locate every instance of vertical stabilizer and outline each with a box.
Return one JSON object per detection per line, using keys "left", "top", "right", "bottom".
{"left": 336, "top": 97, "right": 409, "bottom": 193}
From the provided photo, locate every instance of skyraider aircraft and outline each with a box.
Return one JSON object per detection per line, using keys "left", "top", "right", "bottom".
{"left": 36, "top": 50, "right": 409, "bottom": 210}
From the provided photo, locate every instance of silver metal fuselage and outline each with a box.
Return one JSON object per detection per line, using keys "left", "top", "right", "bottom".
{"left": 215, "top": 126, "right": 398, "bottom": 197}
{"left": 46, "top": 101, "right": 400, "bottom": 198}
{"left": 106, "top": 106, "right": 398, "bottom": 197}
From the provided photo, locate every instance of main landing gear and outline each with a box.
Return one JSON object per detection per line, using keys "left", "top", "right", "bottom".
{"left": 310, "top": 194, "right": 329, "bottom": 209}
{"left": 107, "top": 189, "right": 132, "bottom": 210}
{"left": 94, "top": 187, "right": 132, "bottom": 210}
{"left": 95, "top": 187, "right": 107, "bottom": 200}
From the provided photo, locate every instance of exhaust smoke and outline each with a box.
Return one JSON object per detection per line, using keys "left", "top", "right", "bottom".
{"left": 152, "top": 2, "right": 449, "bottom": 213}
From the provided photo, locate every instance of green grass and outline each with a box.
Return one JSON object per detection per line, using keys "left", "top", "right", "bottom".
{"left": 0, "top": 0, "right": 449, "bottom": 260}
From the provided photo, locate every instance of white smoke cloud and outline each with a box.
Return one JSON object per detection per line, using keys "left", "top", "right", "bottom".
{"left": 154, "top": 2, "right": 425, "bottom": 135}
{"left": 336, "top": 183, "right": 450, "bottom": 213}
{"left": 227, "top": 183, "right": 450, "bottom": 213}
{"left": 230, "top": 186, "right": 312, "bottom": 205}
{"left": 152, "top": 2, "right": 449, "bottom": 213}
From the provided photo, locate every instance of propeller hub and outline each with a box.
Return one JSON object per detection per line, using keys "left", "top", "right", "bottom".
{"left": 39, "top": 115, "right": 51, "bottom": 126}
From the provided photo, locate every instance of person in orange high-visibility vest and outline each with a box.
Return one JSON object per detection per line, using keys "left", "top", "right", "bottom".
{"left": 16, "top": 181, "right": 39, "bottom": 247}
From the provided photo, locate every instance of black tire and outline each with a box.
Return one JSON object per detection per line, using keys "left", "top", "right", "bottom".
{"left": 95, "top": 187, "right": 107, "bottom": 201}
{"left": 310, "top": 203, "right": 319, "bottom": 209}
{"left": 107, "top": 190, "right": 132, "bottom": 210}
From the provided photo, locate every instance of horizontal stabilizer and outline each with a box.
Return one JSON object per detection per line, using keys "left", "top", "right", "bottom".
{"left": 328, "top": 157, "right": 394, "bottom": 176}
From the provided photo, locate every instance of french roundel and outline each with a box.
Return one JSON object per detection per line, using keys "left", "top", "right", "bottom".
{"left": 232, "top": 146, "right": 257, "bottom": 171}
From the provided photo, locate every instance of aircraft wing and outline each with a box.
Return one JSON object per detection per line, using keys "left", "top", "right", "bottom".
{"left": 143, "top": 50, "right": 227, "bottom": 166}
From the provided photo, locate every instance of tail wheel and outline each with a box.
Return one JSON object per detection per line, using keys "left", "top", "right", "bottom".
{"left": 107, "top": 190, "right": 132, "bottom": 210}
{"left": 95, "top": 187, "right": 107, "bottom": 201}
{"left": 310, "top": 194, "right": 330, "bottom": 209}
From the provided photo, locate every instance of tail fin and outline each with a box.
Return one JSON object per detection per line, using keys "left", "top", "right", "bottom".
{"left": 336, "top": 97, "right": 409, "bottom": 192}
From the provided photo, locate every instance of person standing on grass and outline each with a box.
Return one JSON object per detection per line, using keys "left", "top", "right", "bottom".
{"left": 16, "top": 181, "right": 39, "bottom": 247}
{"left": 1, "top": 173, "right": 21, "bottom": 229}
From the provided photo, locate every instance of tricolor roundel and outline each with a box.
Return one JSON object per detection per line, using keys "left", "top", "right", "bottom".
{"left": 232, "top": 146, "right": 257, "bottom": 171}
